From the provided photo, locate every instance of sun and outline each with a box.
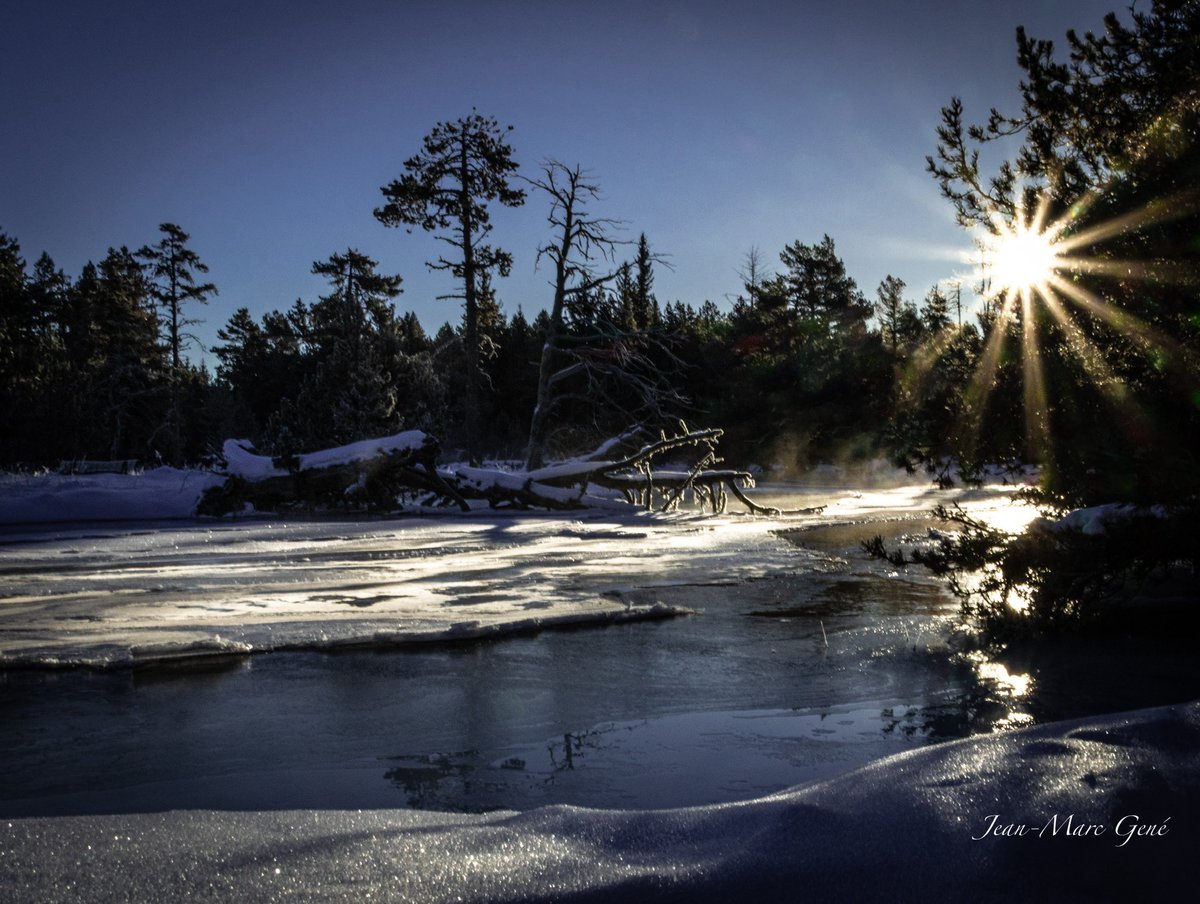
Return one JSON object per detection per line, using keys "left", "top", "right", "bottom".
{"left": 948, "top": 185, "right": 1191, "bottom": 470}
{"left": 981, "top": 217, "right": 1065, "bottom": 300}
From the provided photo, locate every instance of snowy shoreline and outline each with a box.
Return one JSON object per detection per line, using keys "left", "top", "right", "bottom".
{"left": 0, "top": 478, "right": 1035, "bottom": 670}
{"left": 4, "top": 699, "right": 1196, "bottom": 902}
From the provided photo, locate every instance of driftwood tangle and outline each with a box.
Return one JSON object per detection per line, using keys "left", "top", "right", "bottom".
{"left": 538, "top": 424, "right": 780, "bottom": 515}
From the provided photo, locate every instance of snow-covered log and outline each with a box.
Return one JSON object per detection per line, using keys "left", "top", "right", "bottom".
{"left": 198, "top": 432, "right": 469, "bottom": 515}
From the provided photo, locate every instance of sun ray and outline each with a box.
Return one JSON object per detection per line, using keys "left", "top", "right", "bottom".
{"left": 940, "top": 170, "right": 1198, "bottom": 500}
{"left": 1055, "top": 190, "right": 1200, "bottom": 255}
{"left": 1028, "top": 191, "right": 1054, "bottom": 237}
{"left": 1068, "top": 256, "right": 1198, "bottom": 285}
{"left": 1038, "top": 290, "right": 1151, "bottom": 440}
{"left": 1046, "top": 272, "right": 1177, "bottom": 355}
{"left": 1021, "top": 290, "right": 1051, "bottom": 462}
{"left": 958, "top": 291, "right": 1019, "bottom": 455}
{"left": 899, "top": 323, "right": 965, "bottom": 398}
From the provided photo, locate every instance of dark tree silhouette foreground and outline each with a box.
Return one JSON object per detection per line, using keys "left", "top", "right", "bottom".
{"left": 888, "top": 0, "right": 1200, "bottom": 634}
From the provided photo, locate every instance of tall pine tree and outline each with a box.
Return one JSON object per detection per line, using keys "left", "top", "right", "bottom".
{"left": 375, "top": 112, "right": 525, "bottom": 462}
{"left": 136, "top": 223, "right": 216, "bottom": 464}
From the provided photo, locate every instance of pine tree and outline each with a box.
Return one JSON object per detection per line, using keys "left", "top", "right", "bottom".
{"left": 375, "top": 112, "right": 525, "bottom": 462}
{"left": 920, "top": 285, "right": 952, "bottom": 333}
{"left": 301, "top": 250, "right": 405, "bottom": 447}
{"left": 779, "top": 235, "right": 872, "bottom": 329}
{"left": 88, "top": 248, "right": 165, "bottom": 459}
{"left": 136, "top": 223, "right": 216, "bottom": 463}
{"left": 927, "top": 0, "right": 1200, "bottom": 503}
{"left": 213, "top": 307, "right": 270, "bottom": 434}
{"left": 397, "top": 310, "right": 430, "bottom": 356}
{"left": 473, "top": 269, "right": 505, "bottom": 370}
{"left": 614, "top": 262, "right": 636, "bottom": 331}
{"left": 0, "top": 234, "right": 28, "bottom": 380}
{"left": 631, "top": 233, "right": 659, "bottom": 329}
{"left": 0, "top": 233, "right": 33, "bottom": 463}
{"left": 875, "top": 275, "right": 907, "bottom": 355}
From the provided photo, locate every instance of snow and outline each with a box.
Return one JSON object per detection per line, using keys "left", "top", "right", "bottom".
{"left": 220, "top": 439, "right": 281, "bottom": 480}
{"left": 1, "top": 474, "right": 1192, "bottom": 897}
{"left": 454, "top": 465, "right": 632, "bottom": 509}
{"left": 1038, "top": 501, "right": 1170, "bottom": 536}
{"left": 0, "top": 507, "right": 789, "bottom": 668}
{"left": 0, "top": 467, "right": 223, "bottom": 525}
{"left": 221, "top": 431, "right": 431, "bottom": 480}
{"left": 524, "top": 460, "right": 609, "bottom": 482}
{"left": 3, "top": 699, "right": 1195, "bottom": 901}
{"left": 0, "top": 482, "right": 1036, "bottom": 669}
{"left": 297, "top": 431, "right": 430, "bottom": 470}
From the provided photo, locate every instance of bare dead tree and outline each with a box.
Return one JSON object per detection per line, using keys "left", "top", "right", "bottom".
{"left": 737, "top": 245, "right": 766, "bottom": 298}
{"left": 524, "top": 161, "right": 686, "bottom": 469}
{"left": 524, "top": 161, "right": 617, "bottom": 469}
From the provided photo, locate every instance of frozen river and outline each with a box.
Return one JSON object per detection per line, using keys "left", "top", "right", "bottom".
{"left": 2, "top": 484, "right": 1194, "bottom": 818}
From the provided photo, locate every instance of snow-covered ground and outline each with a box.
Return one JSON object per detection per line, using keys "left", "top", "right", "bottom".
{"left": 3, "top": 700, "right": 1194, "bottom": 902}
{"left": 0, "top": 467, "right": 223, "bottom": 524}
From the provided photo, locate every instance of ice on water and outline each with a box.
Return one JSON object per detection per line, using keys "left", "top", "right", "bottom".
{"left": 0, "top": 476, "right": 1035, "bottom": 668}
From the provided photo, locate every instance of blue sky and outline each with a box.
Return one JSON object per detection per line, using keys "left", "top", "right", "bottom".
{"left": 2, "top": 0, "right": 1114, "bottom": 363}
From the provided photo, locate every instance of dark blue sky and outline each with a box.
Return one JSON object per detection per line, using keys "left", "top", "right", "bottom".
{"left": 2, "top": 0, "right": 1114, "bottom": 361}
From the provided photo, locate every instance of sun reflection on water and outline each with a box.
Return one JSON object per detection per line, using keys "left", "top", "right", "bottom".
{"left": 966, "top": 500, "right": 1042, "bottom": 536}
{"left": 975, "top": 659, "right": 1032, "bottom": 697}
{"left": 970, "top": 654, "right": 1036, "bottom": 729}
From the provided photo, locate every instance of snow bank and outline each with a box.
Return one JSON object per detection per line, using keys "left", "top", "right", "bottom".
{"left": 0, "top": 468, "right": 223, "bottom": 525}
{"left": 3, "top": 700, "right": 1194, "bottom": 901}
{"left": 0, "top": 434, "right": 437, "bottom": 525}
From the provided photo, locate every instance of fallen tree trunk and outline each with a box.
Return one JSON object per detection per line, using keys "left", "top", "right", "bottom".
{"left": 198, "top": 424, "right": 797, "bottom": 516}
{"left": 198, "top": 433, "right": 468, "bottom": 516}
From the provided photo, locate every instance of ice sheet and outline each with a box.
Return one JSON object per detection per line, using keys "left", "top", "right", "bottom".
{"left": 0, "top": 485, "right": 1035, "bottom": 668}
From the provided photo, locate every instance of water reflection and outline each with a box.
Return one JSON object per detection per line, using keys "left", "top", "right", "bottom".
{"left": 375, "top": 689, "right": 1047, "bottom": 813}
{"left": 974, "top": 657, "right": 1033, "bottom": 698}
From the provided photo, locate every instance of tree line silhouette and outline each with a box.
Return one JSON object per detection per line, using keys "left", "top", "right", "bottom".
{"left": 0, "top": 211, "right": 980, "bottom": 476}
